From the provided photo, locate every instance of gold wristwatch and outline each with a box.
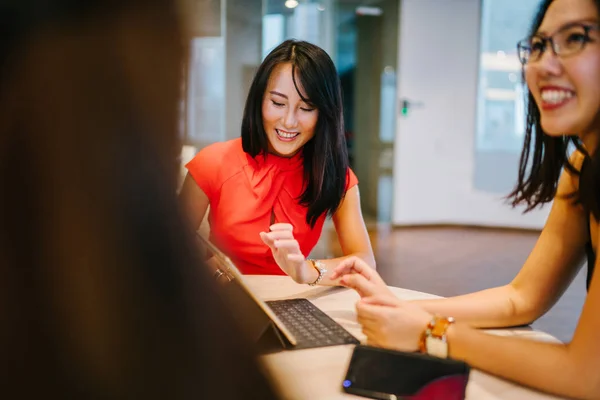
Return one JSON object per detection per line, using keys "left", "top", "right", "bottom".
{"left": 307, "top": 259, "right": 327, "bottom": 286}
{"left": 419, "top": 315, "right": 455, "bottom": 358}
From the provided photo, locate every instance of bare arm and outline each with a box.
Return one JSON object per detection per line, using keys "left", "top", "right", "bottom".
{"left": 415, "top": 165, "right": 588, "bottom": 327}
{"left": 179, "top": 173, "right": 210, "bottom": 231}
{"left": 356, "top": 220, "right": 600, "bottom": 399}
{"left": 357, "top": 273, "right": 600, "bottom": 399}
{"left": 358, "top": 282, "right": 600, "bottom": 399}
{"left": 335, "top": 159, "right": 589, "bottom": 324}
{"left": 180, "top": 173, "right": 225, "bottom": 278}
{"left": 303, "top": 185, "right": 376, "bottom": 286}
{"left": 444, "top": 248, "right": 600, "bottom": 399}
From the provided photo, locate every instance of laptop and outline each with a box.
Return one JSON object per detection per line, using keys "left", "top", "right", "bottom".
{"left": 197, "top": 233, "right": 360, "bottom": 352}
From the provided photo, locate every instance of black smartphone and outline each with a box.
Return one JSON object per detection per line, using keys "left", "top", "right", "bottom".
{"left": 342, "top": 345, "right": 470, "bottom": 400}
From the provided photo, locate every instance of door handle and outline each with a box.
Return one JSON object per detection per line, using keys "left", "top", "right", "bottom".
{"left": 400, "top": 98, "right": 424, "bottom": 116}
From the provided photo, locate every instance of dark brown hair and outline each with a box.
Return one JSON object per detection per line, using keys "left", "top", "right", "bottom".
{"left": 0, "top": 1, "right": 276, "bottom": 398}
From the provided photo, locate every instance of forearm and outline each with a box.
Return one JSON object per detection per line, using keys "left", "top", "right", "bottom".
{"left": 448, "top": 324, "right": 599, "bottom": 399}
{"left": 414, "top": 285, "right": 537, "bottom": 328}
{"left": 308, "top": 252, "right": 376, "bottom": 286}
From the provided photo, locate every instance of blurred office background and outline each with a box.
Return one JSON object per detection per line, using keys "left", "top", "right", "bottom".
{"left": 179, "top": 0, "right": 586, "bottom": 342}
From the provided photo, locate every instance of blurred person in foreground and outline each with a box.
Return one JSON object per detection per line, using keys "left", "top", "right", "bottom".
{"left": 0, "top": 0, "right": 276, "bottom": 398}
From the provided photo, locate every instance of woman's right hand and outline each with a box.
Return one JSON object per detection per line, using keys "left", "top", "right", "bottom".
{"left": 331, "top": 256, "right": 393, "bottom": 298}
{"left": 356, "top": 294, "right": 432, "bottom": 352}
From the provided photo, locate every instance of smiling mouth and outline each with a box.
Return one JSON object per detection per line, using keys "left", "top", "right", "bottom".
{"left": 540, "top": 89, "right": 574, "bottom": 110}
{"left": 276, "top": 129, "right": 300, "bottom": 141}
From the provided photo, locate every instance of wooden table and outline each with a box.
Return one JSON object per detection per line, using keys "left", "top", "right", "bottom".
{"left": 245, "top": 276, "right": 565, "bottom": 400}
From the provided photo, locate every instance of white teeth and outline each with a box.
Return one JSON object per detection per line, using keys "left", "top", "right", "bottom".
{"left": 277, "top": 129, "right": 299, "bottom": 138}
{"left": 541, "top": 89, "right": 573, "bottom": 104}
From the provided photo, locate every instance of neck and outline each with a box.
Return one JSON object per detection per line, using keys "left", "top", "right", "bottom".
{"left": 580, "top": 131, "right": 599, "bottom": 156}
{"left": 266, "top": 144, "right": 302, "bottom": 158}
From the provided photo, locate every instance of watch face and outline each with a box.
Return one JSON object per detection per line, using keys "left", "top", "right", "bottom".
{"left": 426, "top": 336, "right": 448, "bottom": 359}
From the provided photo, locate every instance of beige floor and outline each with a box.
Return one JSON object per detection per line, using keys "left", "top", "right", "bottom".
{"left": 311, "top": 224, "right": 587, "bottom": 343}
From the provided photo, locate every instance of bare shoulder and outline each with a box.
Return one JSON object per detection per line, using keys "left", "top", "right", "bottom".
{"left": 557, "top": 149, "right": 586, "bottom": 197}
{"left": 544, "top": 148, "right": 587, "bottom": 240}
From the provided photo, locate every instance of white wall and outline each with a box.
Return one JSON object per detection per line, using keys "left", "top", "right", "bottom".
{"left": 393, "top": 0, "right": 550, "bottom": 229}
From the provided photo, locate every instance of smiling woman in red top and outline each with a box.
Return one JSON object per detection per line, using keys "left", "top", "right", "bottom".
{"left": 180, "top": 40, "right": 375, "bottom": 285}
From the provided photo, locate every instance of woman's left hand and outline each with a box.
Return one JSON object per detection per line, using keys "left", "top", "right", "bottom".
{"left": 260, "top": 223, "right": 316, "bottom": 284}
{"left": 356, "top": 294, "right": 433, "bottom": 352}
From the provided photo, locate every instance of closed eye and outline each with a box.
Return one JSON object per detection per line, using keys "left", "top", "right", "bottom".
{"left": 271, "top": 100, "right": 285, "bottom": 107}
{"left": 300, "top": 107, "right": 315, "bottom": 112}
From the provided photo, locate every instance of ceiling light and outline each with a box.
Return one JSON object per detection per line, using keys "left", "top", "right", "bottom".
{"left": 355, "top": 6, "right": 383, "bottom": 16}
{"left": 285, "top": 0, "right": 299, "bottom": 9}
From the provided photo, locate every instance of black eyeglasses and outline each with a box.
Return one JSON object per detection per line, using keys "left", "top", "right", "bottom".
{"left": 517, "top": 23, "right": 599, "bottom": 65}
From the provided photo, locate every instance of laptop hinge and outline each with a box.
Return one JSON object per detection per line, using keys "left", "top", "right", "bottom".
{"left": 256, "top": 322, "right": 289, "bottom": 354}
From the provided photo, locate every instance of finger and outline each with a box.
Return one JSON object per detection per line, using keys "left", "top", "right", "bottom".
{"left": 362, "top": 328, "right": 382, "bottom": 347}
{"left": 329, "top": 266, "right": 352, "bottom": 280}
{"left": 340, "top": 274, "right": 377, "bottom": 297}
{"left": 356, "top": 301, "right": 390, "bottom": 320}
{"left": 332, "top": 256, "right": 374, "bottom": 280}
{"left": 274, "top": 239, "right": 301, "bottom": 252}
{"left": 264, "top": 230, "right": 294, "bottom": 241}
{"left": 356, "top": 310, "right": 380, "bottom": 326}
{"left": 331, "top": 256, "right": 360, "bottom": 276}
{"left": 356, "top": 303, "right": 385, "bottom": 325}
{"left": 269, "top": 223, "right": 293, "bottom": 232}
{"left": 361, "top": 294, "right": 401, "bottom": 307}
{"left": 329, "top": 263, "right": 355, "bottom": 279}
{"left": 259, "top": 232, "right": 276, "bottom": 248}
{"left": 361, "top": 327, "right": 381, "bottom": 343}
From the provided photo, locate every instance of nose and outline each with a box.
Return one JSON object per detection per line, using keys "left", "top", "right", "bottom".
{"left": 283, "top": 108, "right": 298, "bottom": 129}
{"left": 535, "top": 46, "right": 563, "bottom": 76}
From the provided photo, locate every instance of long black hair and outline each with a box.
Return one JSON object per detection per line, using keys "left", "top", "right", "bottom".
{"left": 241, "top": 39, "right": 349, "bottom": 227}
{"left": 509, "top": 0, "right": 600, "bottom": 219}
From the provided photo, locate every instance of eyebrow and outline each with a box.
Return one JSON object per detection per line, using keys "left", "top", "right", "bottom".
{"left": 537, "top": 18, "right": 599, "bottom": 36}
{"left": 269, "top": 90, "right": 314, "bottom": 107}
{"left": 269, "top": 90, "right": 287, "bottom": 99}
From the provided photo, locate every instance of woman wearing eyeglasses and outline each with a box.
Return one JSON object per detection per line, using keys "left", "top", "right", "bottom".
{"left": 331, "top": 0, "right": 600, "bottom": 398}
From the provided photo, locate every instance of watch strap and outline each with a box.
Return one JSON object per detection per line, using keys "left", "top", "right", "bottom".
{"left": 307, "top": 259, "right": 326, "bottom": 286}
{"left": 419, "top": 315, "right": 455, "bottom": 358}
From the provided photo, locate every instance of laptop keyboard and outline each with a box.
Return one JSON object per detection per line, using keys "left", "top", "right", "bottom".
{"left": 266, "top": 298, "right": 360, "bottom": 350}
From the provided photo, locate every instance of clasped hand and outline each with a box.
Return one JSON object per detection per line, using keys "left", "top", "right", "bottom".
{"left": 331, "top": 256, "right": 433, "bottom": 352}
{"left": 260, "top": 223, "right": 316, "bottom": 284}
